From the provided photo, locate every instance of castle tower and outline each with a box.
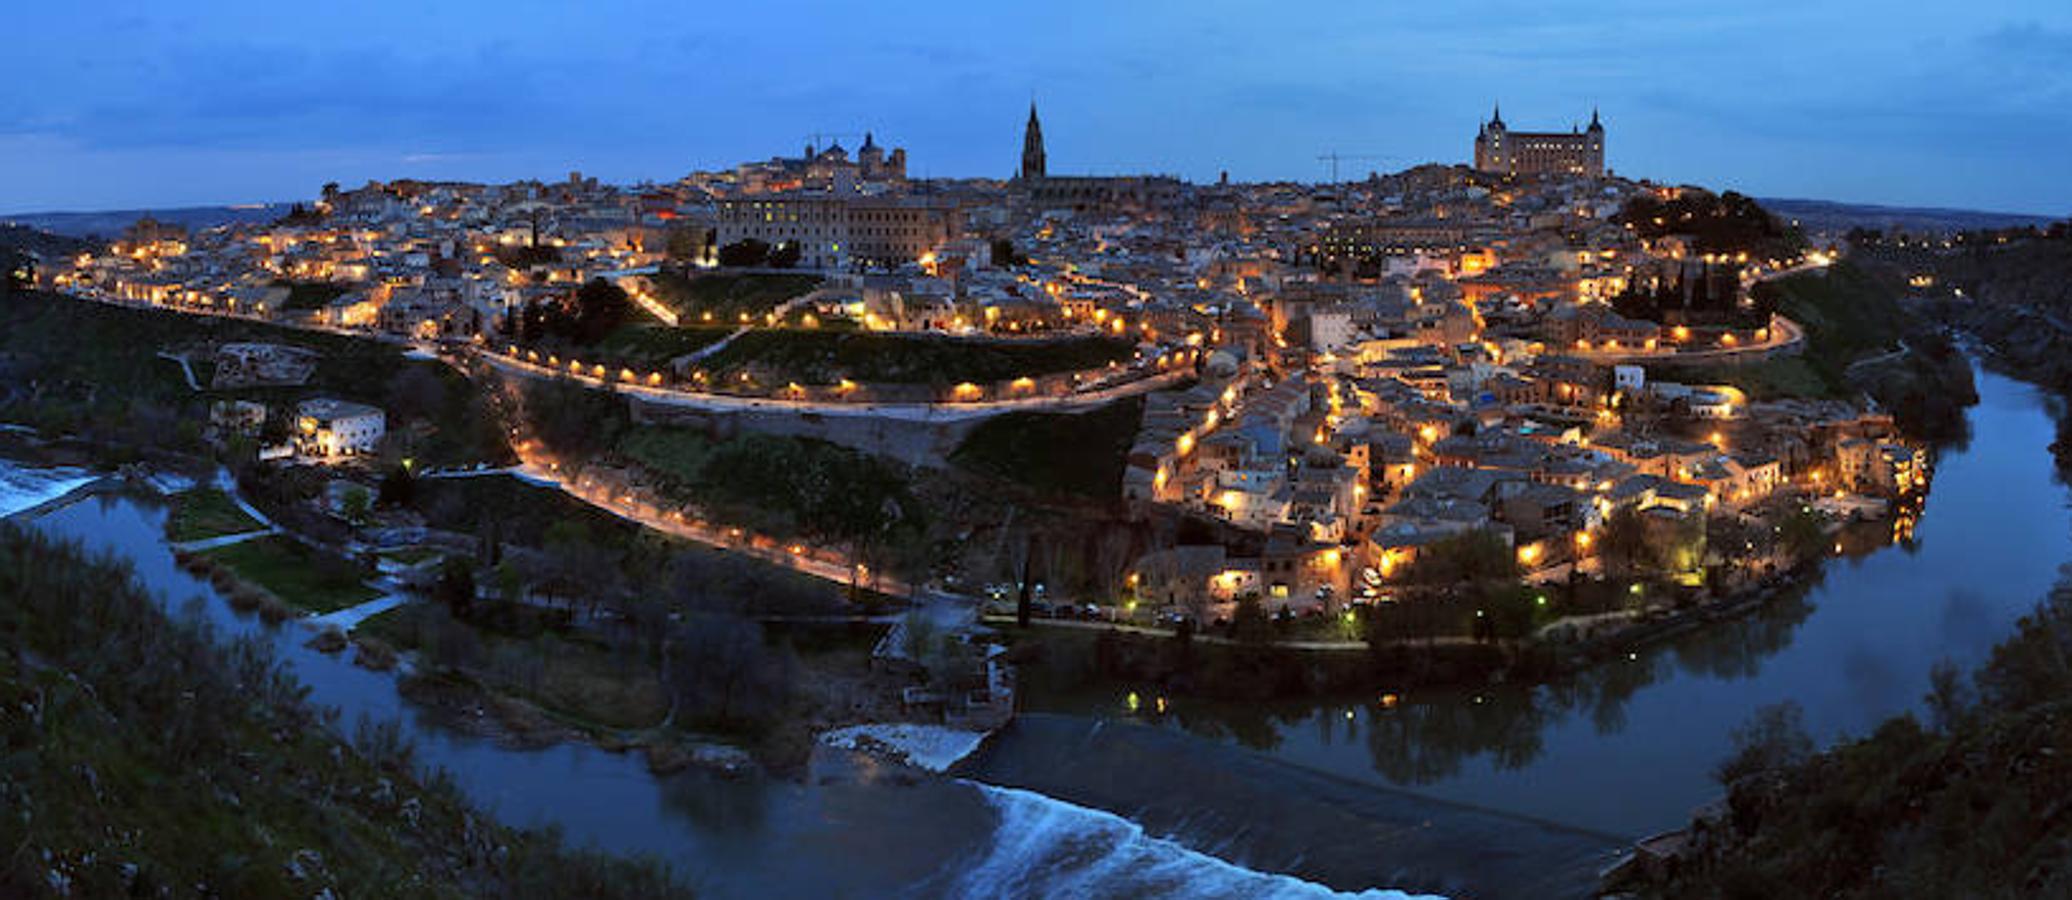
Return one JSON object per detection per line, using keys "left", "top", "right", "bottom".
{"left": 858, "top": 131, "right": 885, "bottom": 178}
{"left": 1473, "top": 103, "right": 1507, "bottom": 173}
{"left": 1586, "top": 107, "right": 1606, "bottom": 175}
{"left": 1019, "top": 102, "right": 1046, "bottom": 180}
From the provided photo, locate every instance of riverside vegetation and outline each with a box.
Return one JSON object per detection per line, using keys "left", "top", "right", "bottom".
{"left": 1623, "top": 225, "right": 2072, "bottom": 897}
{"left": 1632, "top": 579, "right": 2072, "bottom": 898}
{"left": 0, "top": 523, "right": 690, "bottom": 898}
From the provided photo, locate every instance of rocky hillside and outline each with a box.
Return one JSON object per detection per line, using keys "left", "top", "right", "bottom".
{"left": 1872, "top": 237, "right": 2072, "bottom": 461}
{"left": 1622, "top": 582, "right": 2072, "bottom": 898}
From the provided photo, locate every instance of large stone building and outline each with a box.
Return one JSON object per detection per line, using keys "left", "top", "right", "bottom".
{"left": 736, "top": 133, "right": 908, "bottom": 193}
{"left": 1014, "top": 102, "right": 1184, "bottom": 214}
{"left": 714, "top": 192, "right": 961, "bottom": 270}
{"left": 1472, "top": 106, "right": 1605, "bottom": 177}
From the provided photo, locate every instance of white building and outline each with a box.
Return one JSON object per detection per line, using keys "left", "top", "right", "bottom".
{"left": 295, "top": 398, "right": 386, "bottom": 457}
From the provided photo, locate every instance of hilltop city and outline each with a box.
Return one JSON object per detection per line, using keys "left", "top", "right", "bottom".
{"left": 5, "top": 96, "right": 2040, "bottom": 898}
{"left": 26, "top": 104, "right": 1921, "bottom": 628}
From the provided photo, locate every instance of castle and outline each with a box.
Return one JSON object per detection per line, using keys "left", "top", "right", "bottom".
{"left": 1472, "top": 105, "right": 1604, "bottom": 177}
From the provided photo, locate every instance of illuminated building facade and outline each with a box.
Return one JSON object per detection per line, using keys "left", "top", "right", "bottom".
{"left": 1473, "top": 105, "right": 1605, "bottom": 177}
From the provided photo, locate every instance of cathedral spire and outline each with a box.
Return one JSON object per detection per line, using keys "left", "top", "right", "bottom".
{"left": 1020, "top": 101, "right": 1047, "bottom": 180}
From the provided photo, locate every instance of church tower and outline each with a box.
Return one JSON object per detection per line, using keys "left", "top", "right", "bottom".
{"left": 1019, "top": 102, "right": 1046, "bottom": 180}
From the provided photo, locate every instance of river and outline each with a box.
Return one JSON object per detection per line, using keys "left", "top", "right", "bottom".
{"left": 1, "top": 362, "right": 2062, "bottom": 898}
{"left": 0, "top": 468, "right": 1435, "bottom": 898}
{"left": 1014, "top": 363, "right": 2072, "bottom": 841}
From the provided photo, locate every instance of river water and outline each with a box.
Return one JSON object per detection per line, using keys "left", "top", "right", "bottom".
{"left": 1019, "top": 363, "right": 2072, "bottom": 840}
{"left": 2, "top": 362, "right": 2061, "bottom": 898}
{"left": 0, "top": 469, "right": 1434, "bottom": 898}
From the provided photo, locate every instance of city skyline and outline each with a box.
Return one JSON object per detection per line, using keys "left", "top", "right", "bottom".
{"left": 4, "top": 0, "right": 2070, "bottom": 215}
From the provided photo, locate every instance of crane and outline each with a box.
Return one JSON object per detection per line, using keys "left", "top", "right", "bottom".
{"left": 1315, "top": 151, "right": 1397, "bottom": 183}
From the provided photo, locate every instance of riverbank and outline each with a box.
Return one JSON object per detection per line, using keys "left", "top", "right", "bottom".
{"left": 0, "top": 517, "right": 689, "bottom": 896}
{"left": 1015, "top": 360, "right": 2071, "bottom": 852}
{"left": 9, "top": 470, "right": 1445, "bottom": 898}
{"left": 1003, "top": 553, "right": 1841, "bottom": 706}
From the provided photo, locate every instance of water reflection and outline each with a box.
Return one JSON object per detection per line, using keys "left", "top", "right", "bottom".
{"left": 1027, "top": 363, "right": 2072, "bottom": 836}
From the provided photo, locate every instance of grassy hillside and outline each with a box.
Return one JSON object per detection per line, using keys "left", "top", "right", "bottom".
{"left": 1672, "top": 261, "right": 1910, "bottom": 400}
{"left": 698, "top": 330, "right": 1133, "bottom": 385}
{"left": 612, "top": 426, "right": 921, "bottom": 544}
{"left": 0, "top": 291, "right": 508, "bottom": 466}
{"left": 646, "top": 271, "right": 822, "bottom": 320}
{"left": 1664, "top": 261, "right": 1976, "bottom": 438}
{"left": 0, "top": 523, "right": 687, "bottom": 898}
{"left": 951, "top": 397, "right": 1143, "bottom": 503}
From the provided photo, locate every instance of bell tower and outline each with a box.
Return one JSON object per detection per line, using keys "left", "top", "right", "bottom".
{"left": 1019, "top": 102, "right": 1047, "bottom": 180}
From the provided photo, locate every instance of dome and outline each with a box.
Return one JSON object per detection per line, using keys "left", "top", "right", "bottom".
{"left": 1205, "top": 350, "right": 1241, "bottom": 378}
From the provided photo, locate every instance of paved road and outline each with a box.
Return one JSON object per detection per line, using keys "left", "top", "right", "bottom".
{"left": 978, "top": 613, "right": 1481, "bottom": 651}
{"left": 170, "top": 528, "right": 275, "bottom": 553}
{"left": 309, "top": 591, "right": 410, "bottom": 631}
{"left": 478, "top": 350, "right": 1192, "bottom": 422}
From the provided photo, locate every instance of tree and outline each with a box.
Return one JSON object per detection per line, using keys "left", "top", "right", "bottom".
{"left": 665, "top": 615, "right": 792, "bottom": 727}
{"left": 494, "top": 558, "right": 526, "bottom": 605}
{"left": 1714, "top": 701, "right": 1814, "bottom": 785}
{"left": 1599, "top": 506, "right": 1650, "bottom": 577}
{"left": 766, "top": 241, "right": 802, "bottom": 269}
{"left": 990, "top": 238, "right": 1024, "bottom": 268}
{"left": 1779, "top": 505, "right": 1828, "bottom": 562}
{"left": 717, "top": 239, "right": 770, "bottom": 268}
{"left": 386, "top": 365, "right": 450, "bottom": 425}
{"left": 1230, "top": 594, "right": 1272, "bottom": 646}
{"left": 376, "top": 464, "right": 416, "bottom": 508}
{"left": 570, "top": 278, "right": 631, "bottom": 344}
{"left": 477, "top": 520, "right": 503, "bottom": 567}
{"left": 1403, "top": 529, "right": 1516, "bottom": 584}
{"left": 434, "top": 556, "right": 476, "bottom": 618}
{"left": 340, "top": 486, "right": 372, "bottom": 527}
{"left": 1478, "top": 582, "right": 1542, "bottom": 643}
{"left": 1924, "top": 658, "right": 1974, "bottom": 734}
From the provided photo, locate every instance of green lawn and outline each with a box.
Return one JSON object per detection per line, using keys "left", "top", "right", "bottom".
{"left": 164, "top": 487, "right": 264, "bottom": 542}
{"left": 586, "top": 323, "right": 736, "bottom": 369}
{"left": 272, "top": 280, "right": 352, "bottom": 311}
{"left": 1656, "top": 356, "right": 1839, "bottom": 401}
{"left": 647, "top": 271, "right": 822, "bottom": 319}
{"left": 615, "top": 426, "right": 716, "bottom": 485}
{"left": 202, "top": 535, "right": 380, "bottom": 613}
{"left": 951, "top": 397, "right": 1144, "bottom": 502}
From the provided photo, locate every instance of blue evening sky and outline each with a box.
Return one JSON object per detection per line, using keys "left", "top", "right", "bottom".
{"left": 4, "top": 1, "right": 2068, "bottom": 214}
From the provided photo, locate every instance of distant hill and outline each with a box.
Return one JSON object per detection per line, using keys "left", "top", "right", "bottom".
{"left": 0, "top": 223, "right": 93, "bottom": 260}
{"left": 1760, "top": 197, "right": 2063, "bottom": 237}
{"left": 0, "top": 203, "right": 296, "bottom": 239}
